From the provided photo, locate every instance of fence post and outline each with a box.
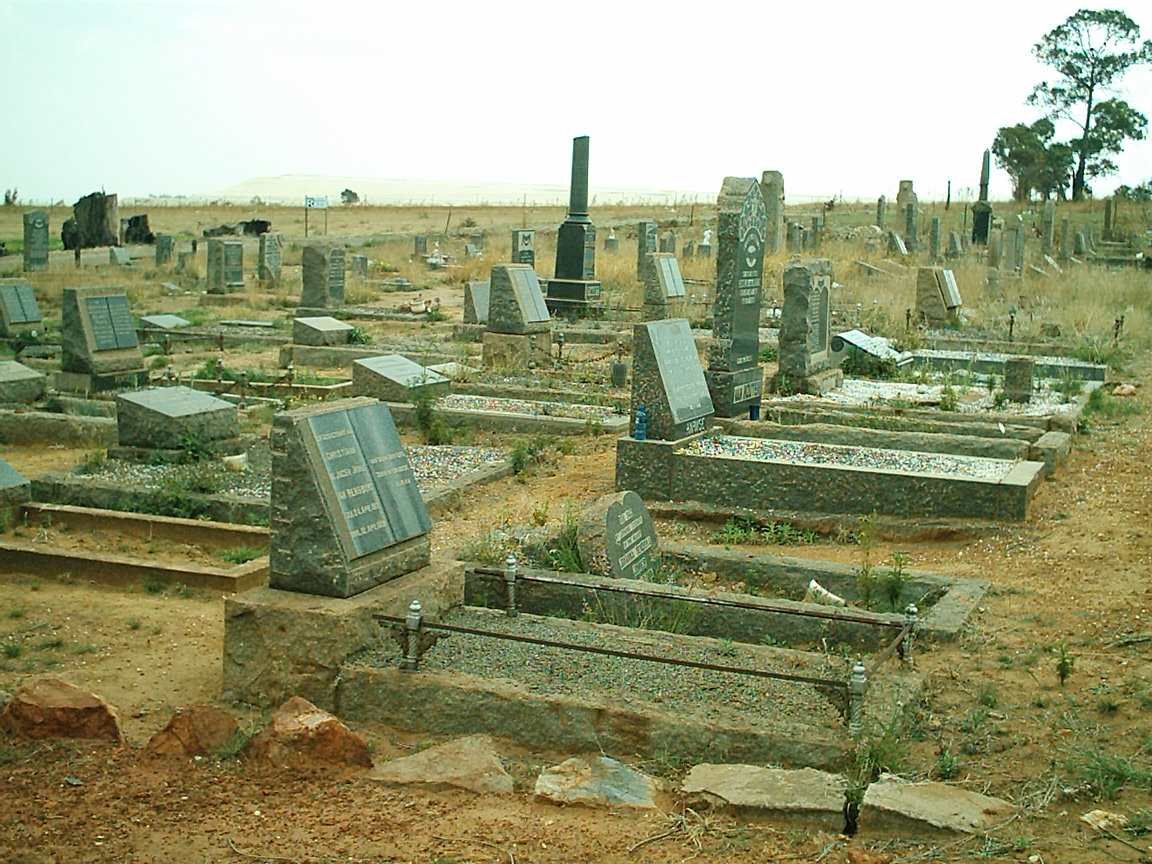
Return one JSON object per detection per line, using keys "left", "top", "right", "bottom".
{"left": 401, "top": 599, "right": 423, "bottom": 672}
{"left": 848, "top": 661, "right": 868, "bottom": 736}
{"left": 504, "top": 554, "right": 519, "bottom": 617}
{"left": 901, "top": 604, "right": 918, "bottom": 661}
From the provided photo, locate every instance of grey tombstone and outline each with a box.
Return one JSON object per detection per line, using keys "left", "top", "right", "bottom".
{"left": 761, "top": 170, "right": 785, "bottom": 255}
{"left": 988, "top": 227, "right": 1004, "bottom": 269}
{"left": 293, "top": 316, "right": 353, "bottom": 346}
{"left": 946, "top": 231, "right": 963, "bottom": 259}
{"left": 681, "top": 240, "right": 695, "bottom": 259}
{"left": 929, "top": 217, "right": 941, "bottom": 261}
{"left": 707, "top": 176, "right": 766, "bottom": 417}
{"left": 658, "top": 230, "right": 676, "bottom": 254}
{"left": 875, "top": 195, "right": 886, "bottom": 229}
{"left": 577, "top": 490, "right": 659, "bottom": 582}
{"left": 985, "top": 267, "right": 1003, "bottom": 299}
{"left": 636, "top": 220, "right": 659, "bottom": 281}
{"left": 0, "top": 360, "right": 46, "bottom": 404}
{"left": 59, "top": 286, "right": 144, "bottom": 377}
{"left": 463, "top": 243, "right": 482, "bottom": 259}
{"left": 603, "top": 230, "right": 619, "bottom": 252}
{"left": 258, "top": 232, "right": 283, "bottom": 283}
{"left": 546, "top": 135, "right": 601, "bottom": 314}
{"left": 972, "top": 150, "right": 993, "bottom": 245}
{"left": 269, "top": 398, "right": 432, "bottom": 598}
{"left": 887, "top": 231, "right": 908, "bottom": 257}
{"left": 0, "top": 281, "right": 42, "bottom": 336}
{"left": 1103, "top": 199, "right": 1114, "bottom": 241}
{"left": 1058, "top": 218, "right": 1071, "bottom": 261}
{"left": 116, "top": 386, "right": 240, "bottom": 453}
{"left": 414, "top": 235, "right": 428, "bottom": 257}
{"left": 630, "top": 318, "right": 714, "bottom": 440}
{"left": 109, "top": 247, "right": 132, "bottom": 266}
{"left": 774, "top": 258, "right": 841, "bottom": 395}
{"left": 139, "top": 314, "right": 191, "bottom": 330}
{"left": 487, "top": 264, "right": 550, "bottom": 335}
{"left": 916, "top": 267, "right": 961, "bottom": 326}
{"left": 176, "top": 251, "right": 193, "bottom": 273}
{"left": 809, "top": 216, "right": 822, "bottom": 251}
{"left": 1074, "top": 230, "right": 1088, "bottom": 256}
{"left": 154, "top": 234, "right": 174, "bottom": 266}
{"left": 787, "top": 222, "right": 803, "bottom": 252}
{"left": 301, "top": 245, "right": 346, "bottom": 308}
{"left": 511, "top": 229, "right": 536, "bottom": 267}
{"left": 696, "top": 240, "right": 712, "bottom": 258}
{"left": 352, "top": 254, "right": 369, "bottom": 278}
{"left": 642, "top": 252, "right": 686, "bottom": 320}
{"left": 206, "top": 239, "right": 243, "bottom": 293}
{"left": 904, "top": 203, "right": 918, "bottom": 252}
{"left": 463, "top": 280, "right": 491, "bottom": 325}
{"left": 22, "top": 211, "right": 49, "bottom": 272}
{"left": 352, "top": 354, "right": 451, "bottom": 403}
{"left": 1041, "top": 200, "right": 1055, "bottom": 255}
{"left": 1012, "top": 219, "right": 1026, "bottom": 271}
{"left": 0, "top": 458, "right": 31, "bottom": 509}
{"left": 1004, "top": 357, "right": 1034, "bottom": 403}
{"left": 896, "top": 180, "right": 917, "bottom": 211}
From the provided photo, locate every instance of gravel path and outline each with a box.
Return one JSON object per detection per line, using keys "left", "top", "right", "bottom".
{"left": 366, "top": 608, "right": 847, "bottom": 731}
{"left": 681, "top": 435, "right": 1015, "bottom": 481}
{"left": 79, "top": 444, "right": 506, "bottom": 500}
{"left": 438, "top": 394, "right": 624, "bottom": 421}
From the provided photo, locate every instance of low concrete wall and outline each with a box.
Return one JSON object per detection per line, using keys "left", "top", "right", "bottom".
{"left": 281, "top": 344, "right": 470, "bottom": 370}
{"left": 453, "top": 381, "right": 625, "bottom": 408}
{"left": 909, "top": 351, "right": 1107, "bottom": 382}
{"left": 387, "top": 401, "right": 628, "bottom": 437}
{"left": 761, "top": 404, "right": 1046, "bottom": 442}
{"left": 0, "top": 410, "right": 116, "bottom": 446}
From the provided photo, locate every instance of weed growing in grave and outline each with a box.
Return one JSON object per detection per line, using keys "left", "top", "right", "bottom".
{"left": 346, "top": 326, "right": 371, "bottom": 345}
{"left": 938, "top": 382, "right": 959, "bottom": 412}
{"left": 539, "top": 510, "right": 584, "bottom": 573}
{"left": 1098, "top": 692, "right": 1121, "bottom": 715}
{"left": 530, "top": 501, "right": 549, "bottom": 527}
{"left": 126, "top": 618, "right": 142, "bottom": 631}
{"left": 711, "top": 517, "right": 758, "bottom": 545}
{"left": 178, "top": 431, "right": 214, "bottom": 463}
{"left": 845, "top": 711, "right": 909, "bottom": 822}
{"left": 711, "top": 517, "right": 816, "bottom": 546}
{"left": 214, "top": 726, "right": 255, "bottom": 761}
{"left": 882, "top": 551, "right": 909, "bottom": 611}
{"left": 1074, "top": 335, "right": 1131, "bottom": 371}
{"left": 580, "top": 593, "right": 698, "bottom": 636}
{"left": 1056, "top": 641, "right": 1075, "bottom": 687}
{"left": 1065, "top": 748, "right": 1152, "bottom": 799}
{"left": 935, "top": 747, "right": 960, "bottom": 779}
{"left": 976, "top": 683, "right": 999, "bottom": 708}
{"left": 75, "top": 450, "right": 107, "bottom": 475}
{"left": 410, "top": 389, "right": 452, "bottom": 445}
{"left": 853, "top": 515, "right": 878, "bottom": 609}
{"left": 985, "top": 374, "right": 998, "bottom": 393}
{"left": 458, "top": 529, "right": 512, "bottom": 566}
{"left": 1126, "top": 809, "right": 1152, "bottom": 836}
{"left": 143, "top": 576, "right": 166, "bottom": 594}
{"left": 2, "top": 642, "right": 21, "bottom": 659}
{"left": 508, "top": 436, "right": 555, "bottom": 475}
{"left": 1055, "top": 374, "right": 1084, "bottom": 403}
{"left": 7, "top": 607, "right": 25, "bottom": 619}
{"left": 992, "top": 390, "right": 1009, "bottom": 409}
{"left": 758, "top": 345, "right": 778, "bottom": 363}
{"left": 425, "top": 307, "right": 448, "bottom": 323}
{"left": 218, "top": 546, "right": 264, "bottom": 565}
{"left": 1084, "top": 386, "right": 1143, "bottom": 421}
{"left": 35, "top": 638, "right": 63, "bottom": 650}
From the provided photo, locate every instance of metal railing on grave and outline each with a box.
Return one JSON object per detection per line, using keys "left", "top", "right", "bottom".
{"left": 372, "top": 555, "right": 918, "bottom": 736}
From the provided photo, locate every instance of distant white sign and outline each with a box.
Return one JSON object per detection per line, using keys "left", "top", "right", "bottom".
{"left": 304, "top": 196, "right": 329, "bottom": 210}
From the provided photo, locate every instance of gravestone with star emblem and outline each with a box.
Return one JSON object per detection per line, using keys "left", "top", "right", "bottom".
{"left": 22, "top": 211, "right": 49, "bottom": 272}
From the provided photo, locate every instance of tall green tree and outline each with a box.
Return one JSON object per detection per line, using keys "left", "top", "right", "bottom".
{"left": 992, "top": 120, "right": 1074, "bottom": 201}
{"left": 1029, "top": 9, "right": 1152, "bottom": 200}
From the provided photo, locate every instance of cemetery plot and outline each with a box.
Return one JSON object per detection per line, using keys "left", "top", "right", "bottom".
{"left": 385, "top": 394, "right": 629, "bottom": 436}
{"left": 908, "top": 348, "right": 1108, "bottom": 382}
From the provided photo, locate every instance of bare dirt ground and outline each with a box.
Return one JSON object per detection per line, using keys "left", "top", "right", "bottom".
{"left": 2, "top": 364, "right": 1151, "bottom": 863}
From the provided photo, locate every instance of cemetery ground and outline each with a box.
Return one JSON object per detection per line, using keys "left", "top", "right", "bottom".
{"left": 1, "top": 196, "right": 1151, "bottom": 863}
{"left": 0, "top": 365, "right": 1148, "bottom": 863}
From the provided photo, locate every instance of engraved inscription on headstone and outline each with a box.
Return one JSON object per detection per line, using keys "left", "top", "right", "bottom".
{"left": 258, "top": 233, "right": 283, "bottom": 282}
{"left": 0, "top": 282, "right": 41, "bottom": 329}
{"left": 23, "top": 211, "right": 49, "bottom": 272}
{"left": 631, "top": 318, "right": 714, "bottom": 440}
{"left": 511, "top": 229, "right": 536, "bottom": 267}
{"left": 604, "top": 491, "right": 658, "bottom": 581}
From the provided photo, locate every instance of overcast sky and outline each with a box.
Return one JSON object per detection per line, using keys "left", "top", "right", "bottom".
{"left": 3, "top": 0, "right": 1151, "bottom": 204}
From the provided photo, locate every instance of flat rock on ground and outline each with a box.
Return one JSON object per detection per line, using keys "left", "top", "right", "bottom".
{"left": 0, "top": 677, "right": 122, "bottom": 742}
{"left": 535, "top": 756, "right": 659, "bottom": 810}
{"left": 145, "top": 705, "right": 238, "bottom": 758}
{"left": 370, "top": 734, "right": 514, "bottom": 794}
{"left": 681, "top": 764, "right": 847, "bottom": 830}
{"left": 860, "top": 775, "right": 1015, "bottom": 835}
{"left": 245, "top": 696, "right": 371, "bottom": 769}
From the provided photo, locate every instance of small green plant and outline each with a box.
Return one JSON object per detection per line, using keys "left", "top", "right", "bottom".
{"left": 961, "top": 707, "right": 989, "bottom": 733}
{"left": 711, "top": 517, "right": 757, "bottom": 546}
{"left": 75, "top": 450, "right": 107, "bottom": 475}
{"left": 541, "top": 508, "right": 583, "bottom": 573}
{"left": 218, "top": 545, "right": 265, "bottom": 565}
{"left": 854, "top": 515, "right": 878, "bottom": 608}
{"left": 976, "top": 683, "right": 999, "bottom": 708}
{"left": 410, "top": 388, "right": 453, "bottom": 445}
{"left": 1056, "top": 641, "right": 1075, "bottom": 687}
{"left": 346, "top": 326, "right": 372, "bottom": 345}
{"left": 458, "top": 529, "right": 512, "bottom": 565}
{"left": 1084, "top": 386, "right": 1142, "bottom": 421}
{"left": 1098, "top": 694, "right": 1121, "bottom": 715}
{"left": 938, "top": 382, "right": 959, "bottom": 412}
{"left": 2, "top": 642, "right": 21, "bottom": 658}
{"left": 508, "top": 436, "right": 553, "bottom": 475}
{"left": 1055, "top": 374, "right": 1084, "bottom": 403}
{"left": 6, "top": 607, "right": 25, "bottom": 619}
{"left": 1066, "top": 748, "right": 1152, "bottom": 799}
{"left": 214, "top": 726, "right": 255, "bottom": 760}
{"left": 35, "top": 637, "right": 64, "bottom": 650}
{"left": 934, "top": 747, "right": 959, "bottom": 779}
{"left": 992, "top": 390, "right": 1009, "bottom": 409}
{"left": 126, "top": 618, "right": 142, "bottom": 631}
{"left": 882, "top": 551, "right": 909, "bottom": 610}
{"left": 425, "top": 307, "right": 448, "bottom": 323}
{"left": 143, "top": 576, "right": 166, "bottom": 594}
{"left": 1126, "top": 808, "right": 1152, "bottom": 836}
{"left": 178, "top": 431, "right": 214, "bottom": 463}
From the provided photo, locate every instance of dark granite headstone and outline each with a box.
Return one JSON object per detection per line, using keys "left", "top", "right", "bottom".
{"left": 511, "top": 229, "right": 536, "bottom": 267}
{"left": 301, "top": 245, "right": 346, "bottom": 307}
{"left": 352, "top": 354, "right": 450, "bottom": 402}
{"left": 154, "top": 234, "right": 174, "bottom": 266}
{"left": 775, "top": 259, "right": 840, "bottom": 395}
{"left": 22, "top": 211, "right": 49, "bottom": 272}
{"left": 116, "top": 386, "right": 239, "bottom": 451}
{"left": 463, "top": 280, "right": 491, "bottom": 325}
{"left": 546, "top": 136, "right": 602, "bottom": 313}
{"left": 630, "top": 319, "right": 714, "bottom": 440}
{"left": 269, "top": 398, "right": 432, "bottom": 597}
{"left": 577, "top": 490, "right": 659, "bottom": 581}
{"left": 707, "top": 176, "right": 766, "bottom": 417}
{"left": 60, "top": 286, "right": 144, "bottom": 376}
{"left": 487, "top": 264, "right": 550, "bottom": 334}
{"left": 636, "top": 220, "right": 658, "bottom": 280}
{"left": 0, "top": 281, "right": 42, "bottom": 336}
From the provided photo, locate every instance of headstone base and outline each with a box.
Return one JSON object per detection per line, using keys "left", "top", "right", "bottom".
{"left": 54, "top": 369, "right": 148, "bottom": 395}
{"left": 641, "top": 302, "right": 669, "bottom": 322}
{"left": 270, "top": 534, "right": 432, "bottom": 599}
{"left": 482, "top": 331, "right": 552, "bottom": 369}
{"left": 768, "top": 367, "right": 843, "bottom": 397}
{"left": 451, "top": 323, "right": 486, "bottom": 343}
{"left": 545, "top": 279, "right": 603, "bottom": 319}
{"left": 705, "top": 367, "right": 764, "bottom": 417}
{"left": 615, "top": 432, "right": 709, "bottom": 501}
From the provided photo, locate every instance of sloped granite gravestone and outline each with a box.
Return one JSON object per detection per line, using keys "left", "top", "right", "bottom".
{"left": 269, "top": 398, "right": 432, "bottom": 597}
{"left": 301, "top": 245, "right": 346, "bottom": 308}
{"left": 139, "top": 314, "right": 191, "bottom": 330}
{"left": 887, "top": 231, "right": 908, "bottom": 256}
{"left": 463, "top": 280, "right": 490, "bottom": 325}
{"left": 59, "top": 286, "right": 145, "bottom": 380}
{"left": 23, "top": 211, "right": 49, "bottom": 272}
{"left": 352, "top": 355, "right": 450, "bottom": 403}
{"left": 115, "top": 386, "right": 240, "bottom": 455}
{"left": 294, "top": 316, "right": 353, "bottom": 346}
{"left": 773, "top": 258, "right": 842, "bottom": 395}
{"left": 206, "top": 239, "right": 244, "bottom": 293}
{"left": 154, "top": 234, "right": 174, "bottom": 266}
{"left": 630, "top": 319, "right": 714, "bottom": 440}
{"left": 576, "top": 490, "right": 659, "bottom": 581}
{"left": 0, "top": 458, "right": 31, "bottom": 509}
{"left": 487, "top": 265, "right": 550, "bottom": 335}
{"left": 0, "top": 281, "right": 42, "bottom": 336}
{"left": 915, "top": 267, "right": 961, "bottom": 326}
{"left": 707, "top": 176, "right": 766, "bottom": 417}
{"left": 642, "top": 253, "right": 686, "bottom": 319}
{"left": 0, "top": 360, "right": 46, "bottom": 404}
{"left": 258, "top": 233, "right": 283, "bottom": 283}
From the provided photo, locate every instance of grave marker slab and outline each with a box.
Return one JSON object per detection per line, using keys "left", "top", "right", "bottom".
{"left": 0, "top": 360, "right": 46, "bottom": 404}
{"left": 707, "top": 176, "right": 766, "bottom": 417}
{"left": 642, "top": 253, "right": 685, "bottom": 319}
{"left": 577, "top": 490, "right": 659, "bottom": 581}
{"left": 487, "top": 264, "right": 550, "bottom": 335}
{"left": 915, "top": 267, "right": 961, "bottom": 326}
{"left": 258, "top": 233, "right": 283, "bottom": 283}
{"left": 116, "top": 386, "right": 240, "bottom": 451}
{"left": 630, "top": 318, "right": 714, "bottom": 440}
{"left": 293, "top": 316, "right": 354, "bottom": 346}
{"left": 154, "top": 234, "right": 174, "bottom": 266}
{"left": 269, "top": 398, "right": 432, "bottom": 597}
{"left": 22, "top": 211, "right": 49, "bottom": 272}
{"left": 59, "top": 286, "right": 146, "bottom": 382}
{"left": 352, "top": 354, "right": 450, "bottom": 403}
{"left": 774, "top": 258, "right": 842, "bottom": 395}
{"left": 511, "top": 229, "right": 536, "bottom": 267}
{"left": 301, "top": 245, "right": 346, "bottom": 307}
{"left": 463, "top": 280, "right": 491, "bottom": 325}
{"left": 0, "top": 457, "right": 30, "bottom": 508}
{"left": 139, "top": 314, "right": 191, "bottom": 330}
{"left": 109, "top": 247, "right": 132, "bottom": 266}
{"left": 0, "top": 281, "right": 42, "bottom": 336}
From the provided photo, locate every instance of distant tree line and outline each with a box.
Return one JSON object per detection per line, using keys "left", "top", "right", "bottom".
{"left": 993, "top": 9, "right": 1150, "bottom": 201}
